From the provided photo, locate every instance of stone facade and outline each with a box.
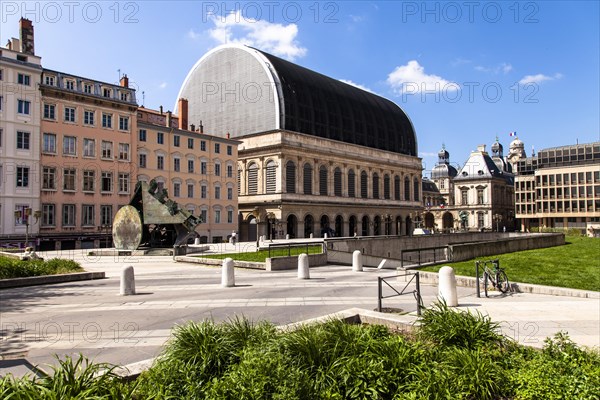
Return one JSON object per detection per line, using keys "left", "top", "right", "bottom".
{"left": 0, "top": 19, "right": 42, "bottom": 245}
{"left": 236, "top": 131, "right": 423, "bottom": 240}
{"left": 39, "top": 71, "right": 137, "bottom": 250}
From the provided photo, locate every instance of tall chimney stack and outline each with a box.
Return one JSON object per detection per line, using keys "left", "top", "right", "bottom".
{"left": 120, "top": 74, "right": 129, "bottom": 88}
{"left": 166, "top": 111, "right": 172, "bottom": 128}
{"left": 199, "top": 120, "right": 204, "bottom": 134}
{"left": 159, "top": 105, "right": 163, "bottom": 115}
{"left": 178, "top": 98, "right": 188, "bottom": 131}
{"left": 19, "top": 18, "right": 35, "bottom": 55}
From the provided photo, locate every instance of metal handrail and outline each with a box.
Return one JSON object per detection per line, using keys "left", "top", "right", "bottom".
{"left": 267, "top": 241, "right": 324, "bottom": 258}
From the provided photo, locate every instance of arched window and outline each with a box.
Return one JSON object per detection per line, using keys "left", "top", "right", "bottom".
{"left": 286, "top": 161, "right": 296, "bottom": 193}
{"left": 414, "top": 177, "right": 420, "bottom": 202}
{"left": 394, "top": 175, "right": 400, "bottom": 200}
{"left": 373, "top": 173, "right": 380, "bottom": 199}
{"left": 384, "top": 174, "right": 391, "bottom": 199}
{"left": 361, "top": 215, "right": 369, "bottom": 236}
{"left": 348, "top": 169, "right": 356, "bottom": 198}
{"left": 319, "top": 165, "right": 328, "bottom": 196}
{"left": 360, "top": 171, "right": 368, "bottom": 199}
{"left": 265, "top": 160, "right": 276, "bottom": 194}
{"left": 334, "top": 167, "right": 342, "bottom": 197}
{"left": 304, "top": 214, "right": 314, "bottom": 238}
{"left": 303, "top": 163, "right": 313, "bottom": 194}
{"left": 247, "top": 163, "right": 258, "bottom": 195}
{"left": 404, "top": 176, "right": 410, "bottom": 201}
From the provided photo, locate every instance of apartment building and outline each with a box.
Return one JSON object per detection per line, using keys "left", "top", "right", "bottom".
{"left": 428, "top": 141, "right": 515, "bottom": 232}
{"left": 39, "top": 71, "right": 137, "bottom": 250}
{"left": 136, "top": 99, "right": 240, "bottom": 243}
{"left": 515, "top": 142, "right": 600, "bottom": 234}
{"left": 0, "top": 18, "right": 42, "bottom": 246}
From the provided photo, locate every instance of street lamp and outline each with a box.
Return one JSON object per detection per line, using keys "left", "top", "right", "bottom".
{"left": 14, "top": 208, "right": 41, "bottom": 249}
{"left": 266, "top": 212, "right": 277, "bottom": 242}
{"left": 493, "top": 213, "right": 502, "bottom": 233}
{"left": 252, "top": 207, "right": 260, "bottom": 249}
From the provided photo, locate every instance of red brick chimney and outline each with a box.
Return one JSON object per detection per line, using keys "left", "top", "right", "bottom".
{"left": 178, "top": 98, "right": 188, "bottom": 131}
{"left": 19, "top": 18, "right": 35, "bottom": 55}
{"left": 120, "top": 74, "right": 129, "bottom": 88}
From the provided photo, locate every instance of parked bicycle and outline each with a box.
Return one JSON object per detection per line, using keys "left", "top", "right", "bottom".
{"left": 477, "top": 259, "right": 510, "bottom": 297}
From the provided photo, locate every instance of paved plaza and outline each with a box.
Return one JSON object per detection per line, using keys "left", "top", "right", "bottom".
{"left": 1, "top": 243, "right": 599, "bottom": 377}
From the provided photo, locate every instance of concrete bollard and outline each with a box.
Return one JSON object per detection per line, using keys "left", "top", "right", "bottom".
{"left": 324, "top": 233, "right": 328, "bottom": 239}
{"left": 120, "top": 266, "right": 136, "bottom": 296}
{"left": 352, "top": 250, "right": 363, "bottom": 272}
{"left": 298, "top": 253, "right": 310, "bottom": 279}
{"left": 286, "top": 234, "right": 290, "bottom": 240}
{"left": 222, "top": 258, "right": 235, "bottom": 287}
{"left": 194, "top": 237, "right": 200, "bottom": 245}
{"left": 309, "top": 233, "right": 313, "bottom": 239}
{"left": 438, "top": 266, "right": 458, "bottom": 306}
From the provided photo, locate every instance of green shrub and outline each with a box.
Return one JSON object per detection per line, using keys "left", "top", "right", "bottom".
{"left": 418, "top": 301, "right": 504, "bottom": 349}
{"left": 0, "top": 256, "right": 83, "bottom": 279}
{"left": 205, "top": 347, "right": 315, "bottom": 399}
{"left": 0, "top": 355, "right": 135, "bottom": 399}
{"left": 511, "top": 332, "right": 600, "bottom": 399}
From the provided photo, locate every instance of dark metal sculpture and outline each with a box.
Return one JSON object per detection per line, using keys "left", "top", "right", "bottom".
{"left": 113, "top": 180, "right": 202, "bottom": 250}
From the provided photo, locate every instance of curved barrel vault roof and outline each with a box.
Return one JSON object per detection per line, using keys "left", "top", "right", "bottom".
{"left": 177, "top": 44, "right": 417, "bottom": 156}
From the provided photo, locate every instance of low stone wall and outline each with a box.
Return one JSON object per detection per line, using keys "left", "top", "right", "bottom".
{"left": 415, "top": 271, "right": 599, "bottom": 299}
{"left": 327, "top": 250, "right": 400, "bottom": 269}
{"left": 266, "top": 253, "right": 328, "bottom": 271}
{"left": 449, "top": 234, "right": 565, "bottom": 261}
{"left": 327, "top": 232, "right": 564, "bottom": 262}
{"left": 174, "top": 256, "right": 266, "bottom": 270}
{"left": 0, "top": 271, "right": 106, "bottom": 289}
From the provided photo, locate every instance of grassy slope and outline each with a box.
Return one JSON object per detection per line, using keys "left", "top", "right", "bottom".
{"left": 423, "top": 236, "right": 600, "bottom": 291}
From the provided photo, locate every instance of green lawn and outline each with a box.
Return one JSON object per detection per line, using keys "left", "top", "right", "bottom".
{"left": 197, "top": 245, "right": 323, "bottom": 263}
{"left": 422, "top": 235, "right": 600, "bottom": 292}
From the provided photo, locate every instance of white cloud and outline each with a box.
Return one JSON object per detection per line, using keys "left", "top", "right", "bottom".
{"left": 502, "top": 63, "right": 513, "bottom": 74}
{"left": 475, "top": 62, "right": 512, "bottom": 74}
{"left": 519, "top": 72, "right": 563, "bottom": 85}
{"left": 387, "top": 60, "right": 458, "bottom": 94}
{"left": 207, "top": 11, "right": 306, "bottom": 60}
{"left": 339, "top": 79, "right": 375, "bottom": 94}
{"left": 187, "top": 29, "right": 201, "bottom": 40}
{"left": 451, "top": 57, "right": 471, "bottom": 67}
{"left": 159, "top": 82, "right": 167, "bottom": 89}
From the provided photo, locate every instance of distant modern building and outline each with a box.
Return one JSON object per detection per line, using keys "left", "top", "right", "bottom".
{"left": 0, "top": 18, "right": 42, "bottom": 246}
{"left": 428, "top": 140, "right": 515, "bottom": 232}
{"left": 514, "top": 141, "right": 600, "bottom": 234}
{"left": 136, "top": 100, "right": 240, "bottom": 243}
{"left": 177, "top": 44, "right": 423, "bottom": 240}
{"left": 38, "top": 71, "right": 137, "bottom": 250}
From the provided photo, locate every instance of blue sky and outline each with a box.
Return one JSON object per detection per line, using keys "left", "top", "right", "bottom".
{"left": 2, "top": 1, "right": 598, "bottom": 173}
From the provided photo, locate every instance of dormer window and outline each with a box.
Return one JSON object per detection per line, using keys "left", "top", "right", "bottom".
{"left": 84, "top": 83, "right": 93, "bottom": 94}
{"left": 103, "top": 88, "right": 111, "bottom": 98}
{"left": 65, "top": 80, "right": 75, "bottom": 90}
{"left": 120, "top": 91, "right": 128, "bottom": 101}
{"left": 45, "top": 75, "right": 55, "bottom": 86}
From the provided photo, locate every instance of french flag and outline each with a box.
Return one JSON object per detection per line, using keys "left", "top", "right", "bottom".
{"left": 509, "top": 131, "right": 517, "bottom": 137}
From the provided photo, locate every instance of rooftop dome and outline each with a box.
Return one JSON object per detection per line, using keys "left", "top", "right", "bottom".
{"left": 432, "top": 144, "right": 457, "bottom": 179}
{"left": 177, "top": 44, "right": 417, "bottom": 156}
{"left": 432, "top": 163, "right": 458, "bottom": 179}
